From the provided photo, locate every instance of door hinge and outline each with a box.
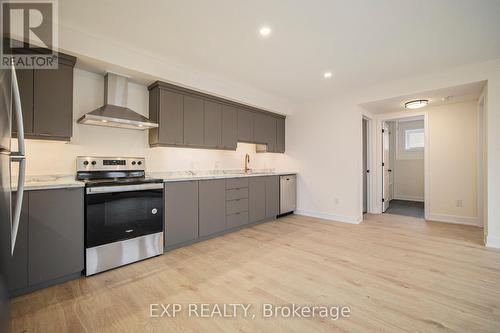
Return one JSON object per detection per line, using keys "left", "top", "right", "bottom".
{"left": 382, "top": 198, "right": 385, "bottom": 203}
{"left": 366, "top": 169, "right": 370, "bottom": 173}
{"left": 382, "top": 129, "right": 385, "bottom": 133}
{"left": 382, "top": 162, "right": 385, "bottom": 167}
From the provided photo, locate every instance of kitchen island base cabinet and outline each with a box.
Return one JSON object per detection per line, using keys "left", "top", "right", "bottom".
{"left": 164, "top": 181, "right": 199, "bottom": 248}
{"left": 29, "top": 188, "right": 84, "bottom": 286}
{"left": 199, "top": 179, "right": 226, "bottom": 237}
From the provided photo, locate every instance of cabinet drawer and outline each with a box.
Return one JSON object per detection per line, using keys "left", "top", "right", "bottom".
{"left": 226, "top": 178, "right": 249, "bottom": 189}
{"left": 226, "top": 198, "right": 249, "bottom": 215}
{"left": 227, "top": 212, "right": 249, "bottom": 228}
{"left": 226, "top": 188, "right": 248, "bottom": 200}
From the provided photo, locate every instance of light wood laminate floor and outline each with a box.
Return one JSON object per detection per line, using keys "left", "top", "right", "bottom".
{"left": 10, "top": 214, "right": 500, "bottom": 332}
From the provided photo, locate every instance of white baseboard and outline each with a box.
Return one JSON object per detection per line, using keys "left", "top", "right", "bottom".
{"left": 393, "top": 195, "right": 424, "bottom": 202}
{"left": 426, "top": 214, "right": 479, "bottom": 226}
{"left": 486, "top": 235, "right": 500, "bottom": 249}
{"left": 295, "top": 210, "right": 362, "bottom": 224}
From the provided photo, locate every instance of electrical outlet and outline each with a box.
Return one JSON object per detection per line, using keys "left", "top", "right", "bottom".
{"left": 455, "top": 200, "right": 463, "bottom": 208}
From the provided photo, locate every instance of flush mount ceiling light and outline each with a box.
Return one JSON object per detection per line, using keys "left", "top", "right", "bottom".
{"left": 259, "top": 26, "right": 271, "bottom": 37}
{"left": 323, "top": 72, "right": 333, "bottom": 79}
{"left": 404, "top": 99, "right": 429, "bottom": 109}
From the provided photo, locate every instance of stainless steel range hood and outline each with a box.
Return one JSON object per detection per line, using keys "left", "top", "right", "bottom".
{"left": 78, "top": 73, "right": 158, "bottom": 130}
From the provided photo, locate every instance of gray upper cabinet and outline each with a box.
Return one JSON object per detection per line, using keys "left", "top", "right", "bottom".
{"left": 265, "top": 176, "right": 280, "bottom": 218}
{"left": 12, "top": 53, "right": 76, "bottom": 141}
{"left": 221, "top": 105, "right": 237, "bottom": 149}
{"left": 204, "top": 100, "right": 222, "bottom": 148}
{"left": 253, "top": 113, "right": 267, "bottom": 144}
{"left": 148, "top": 81, "right": 285, "bottom": 152}
{"left": 33, "top": 63, "right": 74, "bottom": 139}
{"left": 237, "top": 109, "right": 254, "bottom": 142}
{"left": 254, "top": 113, "right": 277, "bottom": 152}
{"left": 165, "top": 181, "right": 199, "bottom": 248}
{"left": 12, "top": 69, "right": 34, "bottom": 135}
{"left": 199, "top": 179, "right": 226, "bottom": 237}
{"left": 276, "top": 117, "right": 285, "bottom": 153}
{"left": 28, "top": 188, "right": 84, "bottom": 286}
{"left": 249, "top": 177, "right": 266, "bottom": 223}
{"left": 183, "top": 95, "right": 204, "bottom": 146}
{"left": 149, "top": 89, "right": 184, "bottom": 146}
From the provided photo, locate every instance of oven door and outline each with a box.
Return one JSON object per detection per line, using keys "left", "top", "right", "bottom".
{"left": 85, "top": 183, "right": 164, "bottom": 248}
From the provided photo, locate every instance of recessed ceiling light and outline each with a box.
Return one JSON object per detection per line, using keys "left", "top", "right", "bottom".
{"left": 404, "top": 99, "right": 429, "bottom": 109}
{"left": 323, "top": 72, "right": 333, "bottom": 79}
{"left": 259, "top": 26, "right": 271, "bottom": 37}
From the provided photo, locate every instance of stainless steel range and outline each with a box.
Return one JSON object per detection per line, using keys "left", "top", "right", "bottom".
{"left": 77, "top": 157, "right": 164, "bottom": 276}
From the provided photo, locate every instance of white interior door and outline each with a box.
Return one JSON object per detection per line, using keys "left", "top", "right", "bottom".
{"left": 382, "top": 122, "right": 390, "bottom": 212}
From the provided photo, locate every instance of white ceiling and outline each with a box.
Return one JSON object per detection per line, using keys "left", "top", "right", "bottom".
{"left": 360, "top": 81, "right": 486, "bottom": 114}
{"left": 59, "top": 0, "right": 500, "bottom": 103}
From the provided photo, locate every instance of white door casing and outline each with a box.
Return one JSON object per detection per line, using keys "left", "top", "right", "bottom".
{"left": 382, "top": 122, "right": 390, "bottom": 212}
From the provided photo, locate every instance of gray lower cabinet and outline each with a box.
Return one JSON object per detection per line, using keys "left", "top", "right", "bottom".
{"left": 221, "top": 105, "right": 237, "bottom": 149}
{"left": 199, "top": 179, "right": 226, "bottom": 237}
{"left": 4, "top": 192, "right": 29, "bottom": 294}
{"left": 237, "top": 109, "right": 254, "bottom": 142}
{"left": 265, "top": 176, "right": 280, "bottom": 218}
{"left": 226, "top": 212, "right": 249, "bottom": 228}
{"left": 28, "top": 188, "right": 84, "bottom": 286}
{"left": 165, "top": 181, "right": 199, "bottom": 247}
{"left": 162, "top": 175, "right": 286, "bottom": 251}
{"left": 183, "top": 95, "right": 204, "bottom": 146}
{"left": 249, "top": 177, "right": 267, "bottom": 223}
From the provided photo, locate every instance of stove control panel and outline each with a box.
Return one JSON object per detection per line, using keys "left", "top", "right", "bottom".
{"left": 77, "top": 157, "right": 145, "bottom": 172}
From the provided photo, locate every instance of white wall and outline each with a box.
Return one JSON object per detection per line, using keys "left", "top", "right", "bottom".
{"left": 427, "top": 101, "right": 478, "bottom": 223}
{"left": 289, "top": 59, "right": 500, "bottom": 248}
{"left": 14, "top": 68, "right": 293, "bottom": 176}
{"left": 393, "top": 120, "right": 424, "bottom": 202}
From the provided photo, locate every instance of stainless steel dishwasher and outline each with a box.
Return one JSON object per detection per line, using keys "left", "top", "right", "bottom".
{"left": 280, "top": 175, "right": 296, "bottom": 214}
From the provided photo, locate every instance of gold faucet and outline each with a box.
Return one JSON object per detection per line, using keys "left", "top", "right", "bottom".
{"left": 244, "top": 154, "right": 251, "bottom": 173}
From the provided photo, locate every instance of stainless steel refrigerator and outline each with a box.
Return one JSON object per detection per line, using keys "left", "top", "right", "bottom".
{"left": 0, "top": 65, "right": 26, "bottom": 332}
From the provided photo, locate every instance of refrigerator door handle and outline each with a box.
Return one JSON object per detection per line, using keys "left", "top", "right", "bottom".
{"left": 10, "top": 157, "right": 25, "bottom": 255}
{"left": 11, "top": 64, "right": 25, "bottom": 157}
{"left": 10, "top": 64, "right": 26, "bottom": 255}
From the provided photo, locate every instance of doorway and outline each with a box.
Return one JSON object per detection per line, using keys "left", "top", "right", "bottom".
{"left": 382, "top": 117, "right": 425, "bottom": 218}
{"left": 362, "top": 117, "right": 372, "bottom": 215}
{"left": 363, "top": 118, "right": 368, "bottom": 214}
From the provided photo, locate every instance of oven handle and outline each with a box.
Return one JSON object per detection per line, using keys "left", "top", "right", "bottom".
{"left": 86, "top": 183, "right": 164, "bottom": 194}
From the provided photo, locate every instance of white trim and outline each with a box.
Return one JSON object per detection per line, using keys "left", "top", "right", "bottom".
{"left": 427, "top": 214, "right": 479, "bottom": 226}
{"left": 476, "top": 95, "right": 485, "bottom": 228}
{"left": 486, "top": 235, "right": 500, "bottom": 249}
{"left": 361, "top": 114, "right": 375, "bottom": 215}
{"left": 295, "top": 210, "right": 363, "bottom": 224}
{"left": 393, "top": 195, "right": 424, "bottom": 202}
{"left": 373, "top": 110, "right": 430, "bottom": 220}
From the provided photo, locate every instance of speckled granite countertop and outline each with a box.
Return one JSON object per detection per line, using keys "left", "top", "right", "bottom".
{"left": 12, "top": 170, "right": 297, "bottom": 191}
{"left": 151, "top": 170, "right": 297, "bottom": 183}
